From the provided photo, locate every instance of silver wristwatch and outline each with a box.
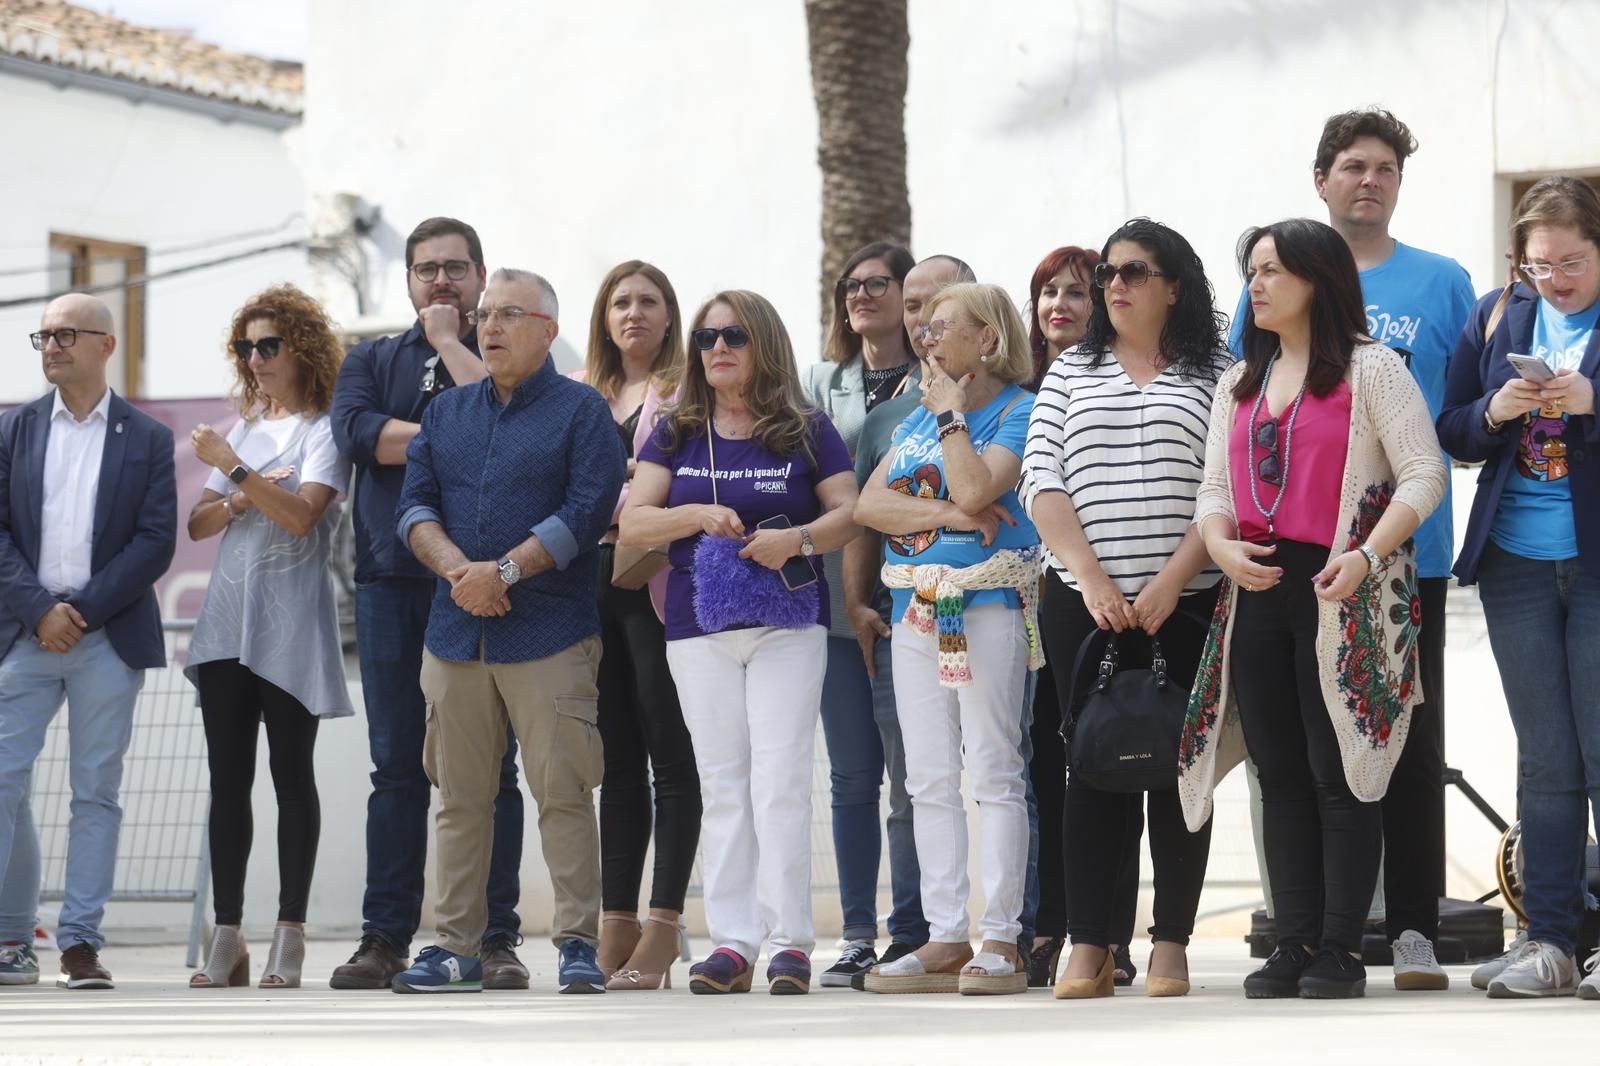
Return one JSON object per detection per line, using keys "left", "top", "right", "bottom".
{"left": 1357, "top": 544, "right": 1382, "bottom": 575}
{"left": 799, "top": 527, "right": 814, "bottom": 558}
{"left": 497, "top": 556, "right": 522, "bottom": 587}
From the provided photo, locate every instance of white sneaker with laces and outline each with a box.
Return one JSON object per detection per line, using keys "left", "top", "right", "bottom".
{"left": 1486, "top": 940, "right": 1576, "bottom": 998}
{"left": 1471, "top": 931, "right": 1529, "bottom": 991}
{"left": 1578, "top": 949, "right": 1600, "bottom": 1001}
{"left": 1391, "top": 929, "right": 1448, "bottom": 990}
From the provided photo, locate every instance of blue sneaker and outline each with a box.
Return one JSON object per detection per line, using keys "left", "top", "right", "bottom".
{"left": 558, "top": 938, "right": 605, "bottom": 995}
{"left": 390, "top": 946, "right": 482, "bottom": 994}
{"left": 0, "top": 943, "right": 39, "bottom": 985}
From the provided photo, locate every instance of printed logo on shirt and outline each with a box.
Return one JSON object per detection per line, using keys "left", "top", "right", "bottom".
{"left": 674, "top": 461, "right": 794, "bottom": 494}
{"left": 886, "top": 463, "right": 943, "bottom": 556}
{"left": 1365, "top": 304, "right": 1421, "bottom": 350}
{"left": 1515, "top": 403, "right": 1569, "bottom": 483}
{"left": 1531, "top": 340, "right": 1588, "bottom": 372}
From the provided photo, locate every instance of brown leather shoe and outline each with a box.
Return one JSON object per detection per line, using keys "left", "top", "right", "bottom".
{"left": 481, "top": 935, "right": 529, "bottom": 991}
{"left": 329, "top": 935, "right": 407, "bottom": 990}
{"left": 57, "top": 944, "right": 113, "bottom": 989}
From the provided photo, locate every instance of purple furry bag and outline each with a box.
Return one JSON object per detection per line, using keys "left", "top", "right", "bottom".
{"left": 692, "top": 534, "right": 820, "bottom": 632}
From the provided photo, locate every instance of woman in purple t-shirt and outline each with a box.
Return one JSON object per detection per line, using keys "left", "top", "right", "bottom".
{"left": 621, "top": 289, "right": 858, "bottom": 997}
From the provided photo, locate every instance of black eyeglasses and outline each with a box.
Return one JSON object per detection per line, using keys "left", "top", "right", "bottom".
{"left": 1253, "top": 421, "right": 1281, "bottom": 485}
{"left": 839, "top": 275, "right": 894, "bottom": 299}
{"left": 233, "top": 337, "right": 283, "bottom": 361}
{"left": 30, "top": 328, "right": 108, "bottom": 350}
{"left": 1093, "top": 261, "right": 1170, "bottom": 289}
{"left": 409, "top": 260, "right": 473, "bottom": 282}
{"left": 691, "top": 325, "right": 751, "bottom": 351}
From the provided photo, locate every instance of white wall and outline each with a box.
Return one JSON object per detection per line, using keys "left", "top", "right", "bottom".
{"left": 0, "top": 69, "right": 306, "bottom": 403}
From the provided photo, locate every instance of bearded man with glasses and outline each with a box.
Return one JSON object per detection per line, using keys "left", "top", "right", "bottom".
{"left": 329, "top": 218, "right": 532, "bottom": 991}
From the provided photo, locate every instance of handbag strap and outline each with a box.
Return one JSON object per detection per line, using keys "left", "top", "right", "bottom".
{"left": 707, "top": 423, "right": 719, "bottom": 508}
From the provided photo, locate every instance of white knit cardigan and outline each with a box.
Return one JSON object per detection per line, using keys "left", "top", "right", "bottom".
{"left": 1177, "top": 343, "right": 1447, "bottom": 832}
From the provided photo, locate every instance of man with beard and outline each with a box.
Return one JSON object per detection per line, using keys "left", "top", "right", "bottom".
{"left": 329, "top": 218, "right": 530, "bottom": 989}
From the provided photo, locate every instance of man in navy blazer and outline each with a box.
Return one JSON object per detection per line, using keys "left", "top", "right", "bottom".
{"left": 0, "top": 294, "right": 176, "bottom": 991}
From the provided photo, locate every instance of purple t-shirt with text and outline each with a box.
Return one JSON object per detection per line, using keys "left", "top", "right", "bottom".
{"left": 637, "top": 412, "right": 853, "bottom": 640}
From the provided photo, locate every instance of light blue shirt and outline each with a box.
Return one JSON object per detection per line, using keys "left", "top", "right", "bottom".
{"left": 1488, "top": 298, "right": 1600, "bottom": 560}
{"left": 1230, "top": 241, "right": 1475, "bottom": 578}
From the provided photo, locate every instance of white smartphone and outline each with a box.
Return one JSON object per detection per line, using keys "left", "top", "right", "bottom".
{"left": 1507, "top": 353, "right": 1556, "bottom": 383}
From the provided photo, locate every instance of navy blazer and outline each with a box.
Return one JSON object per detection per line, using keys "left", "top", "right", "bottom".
{"left": 1435, "top": 284, "right": 1600, "bottom": 585}
{"left": 0, "top": 391, "right": 177, "bottom": 668}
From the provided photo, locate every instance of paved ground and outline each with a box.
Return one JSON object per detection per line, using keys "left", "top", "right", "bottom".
{"left": 0, "top": 938, "right": 1582, "bottom": 1065}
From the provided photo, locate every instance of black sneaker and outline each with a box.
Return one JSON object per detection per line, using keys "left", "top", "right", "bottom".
{"left": 1298, "top": 947, "right": 1366, "bottom": 999}
{"left": 1243, "top": 943, "right": 1314, "bottom": 999}
{"left": 821, "top": 940, "right": 876, "bottom": 988}
{"left": 852, "top": 941, "right": 916, "bottom": 991}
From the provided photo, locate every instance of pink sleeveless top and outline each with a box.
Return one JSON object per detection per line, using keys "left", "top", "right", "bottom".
{"left": 1229, "top": 381, "right": 1351, "bottom": 548}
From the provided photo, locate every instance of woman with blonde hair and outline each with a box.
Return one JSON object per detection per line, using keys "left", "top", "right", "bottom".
{"left": 621, "top": 290, "right": 858, "bottom": 996}
{"left": 184, "top": 284, "right": 353, "bottom": 989}
{"left": 856, "top": 282, "right": 1041, "bottom": 996}
{"left": 574, "top": 261, "right": 700, "bottom": 991}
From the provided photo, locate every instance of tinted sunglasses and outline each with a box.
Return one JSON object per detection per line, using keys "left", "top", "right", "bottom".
{"left": 691, "top": 325, "right": 750, "bottom": 351}
{"left": 233, "top": 337, "right": 283, "bottom": 361}
{"left": 1254, "top": 421, "right": 1281, "bottom": 486}
{"left": 1093, "top": 260, "right": 1169, "bottom": 289}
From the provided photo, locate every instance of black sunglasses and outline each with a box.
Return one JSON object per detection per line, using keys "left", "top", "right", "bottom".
{"left": 1253, "top": 421, "right": 1281, "bottom": 486}
{"left": 233, "top": 337, "right": 283, "bottom": 361}
{"left": 691, "top": 325, "right": 751, "bottom": 351}
{"left": 30, "top": 328, "right": 108, "bottom": 350}
{"left": 839, "top": 275, "right": 894, "bottom": 299}
{"left": 1093, "top": 261, "right": 1170, "bottom": 289}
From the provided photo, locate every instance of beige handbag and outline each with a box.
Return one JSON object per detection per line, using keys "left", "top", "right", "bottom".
{"left": 611, "top": 542, "right": 670, "bottom": 589}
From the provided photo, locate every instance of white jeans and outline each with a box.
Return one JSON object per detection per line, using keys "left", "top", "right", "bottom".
{"left": 666, "top": 624, "right": 826, "bottom": 962}
{"left": 892, "top": 604, "right": 1028, "bottom": 944}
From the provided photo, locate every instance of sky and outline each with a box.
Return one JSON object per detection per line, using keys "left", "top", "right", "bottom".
{"left": 76, "top": 0, "right": 307, "bottom": 62}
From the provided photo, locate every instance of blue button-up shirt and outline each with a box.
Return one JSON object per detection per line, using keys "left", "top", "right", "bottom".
{"left": 396, "top": 359, "right": 625, "bottom": 664}
{"left": 331, "top": 322, "right": 479, "bottom": 583}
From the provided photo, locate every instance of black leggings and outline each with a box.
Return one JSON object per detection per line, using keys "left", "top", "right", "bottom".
{"left": 195, "top": 659, "right": 321, "bottom": 925}
{"left": 1230, "top": 540, "right": 1382, "bottom": 955}
{"left": 595, "top": 545, "right": 702, "bottom": 912}
{"left": 1041, "top": 579, "right": 1216, "bottom": 948}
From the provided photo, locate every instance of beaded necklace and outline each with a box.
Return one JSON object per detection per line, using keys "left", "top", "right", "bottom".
{"left": 1246, "top": 351, "right": 1309, "bottom": 543}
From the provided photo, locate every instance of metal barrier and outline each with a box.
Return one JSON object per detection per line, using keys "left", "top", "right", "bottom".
{"left": 30, "top": 621, "right": 210, "bottom": 966}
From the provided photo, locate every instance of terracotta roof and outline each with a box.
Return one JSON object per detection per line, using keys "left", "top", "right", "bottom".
{"left": 0, "top": 0, "right": 302, "bottom": 115}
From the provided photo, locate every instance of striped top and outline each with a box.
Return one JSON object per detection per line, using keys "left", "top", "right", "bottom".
{"left": 1021, "top": 347, "right": 1228, "bottom": 596}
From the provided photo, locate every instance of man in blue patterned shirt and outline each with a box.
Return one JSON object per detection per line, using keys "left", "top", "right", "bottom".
{"left": 391, "top": 268, "right": 626, "bottom": 995}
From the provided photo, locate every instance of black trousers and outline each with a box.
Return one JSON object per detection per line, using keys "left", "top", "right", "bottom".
{"left": 1380, "top": 576, "right": 1447, "bottom": 941}
{"left": 1040, "top": 579, "right": 1216, "bottom": 948}
{"left": 595, "top": 545, "right": 702, "bottom": 913}
{"left": 1231, "top": 540, "right": 1382, "bottom": 955}
{"left": 195, "top": 659, "right": 321, "bottom": 926}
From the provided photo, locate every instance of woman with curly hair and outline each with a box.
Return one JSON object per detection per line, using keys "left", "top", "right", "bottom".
{"left": 183, "top": 284, "right": 353, "bottom": 990}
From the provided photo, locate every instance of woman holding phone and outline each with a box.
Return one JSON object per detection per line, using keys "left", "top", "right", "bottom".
{"left": 1437, "top": 176, "right": 1600, "bottom": 999}
{"left": 620, "top": 290, "right": 858, "bottom": 997}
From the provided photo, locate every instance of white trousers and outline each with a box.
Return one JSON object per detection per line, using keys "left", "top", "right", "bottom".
{"left": 892, "top": 604, "right": 1029, "bottom": 944}
{"left": 666, "top": 624, "right": 826, "bottom": 962}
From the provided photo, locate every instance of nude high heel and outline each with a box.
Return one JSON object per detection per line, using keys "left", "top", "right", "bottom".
{"left": 607, "top": 914, "right": 682, "bottom": 991}
{"left": 1052, "top": 949, "right": 1115, "bottom": 1000}
{"left": 191, "top": 926, "right": 249, "bottom": 989}
{"left": 259, "top": 926, "right": 305, "bottom": 988}
{"left": 599, "top": 912, "right": 642, "bottom": 978}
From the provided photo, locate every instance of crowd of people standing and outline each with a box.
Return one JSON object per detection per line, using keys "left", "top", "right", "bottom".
{"left": 0, "top": 105, "right": 1597, "bottom": 1005}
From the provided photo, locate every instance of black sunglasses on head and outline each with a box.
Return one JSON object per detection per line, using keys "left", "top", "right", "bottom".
{"left": 233, "top": 337, "right": 283, "bottom": 361}
{"left": 691, "top": 325, "right": 751, "bottom": 351}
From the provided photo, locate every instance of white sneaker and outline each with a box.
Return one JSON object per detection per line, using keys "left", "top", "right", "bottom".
{"left": 1471, "top": 931, "right": 1529, "bottom": 990}
{"left": 1391, "top": 929, "right": 1449, "bottom": 990}
{"left": 1579, "top": 949, "right": 1600, "bottom": 1001}
{"left": 1486, "top": 940, "right": 1576, "bottom": 998}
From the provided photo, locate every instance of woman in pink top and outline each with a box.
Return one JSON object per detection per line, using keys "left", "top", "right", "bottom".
{"left": 1183, "top": 219, "right": 1446, "bottom": 1000}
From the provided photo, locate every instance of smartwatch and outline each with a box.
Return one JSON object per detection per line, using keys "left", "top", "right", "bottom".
{"left": 497, "top": 556, "right": 522, "bottom": 587}
{"left": 935, "top": 410, "right": 968, "bottom": 441}
{"left": 227, "top": 464, "right": 249, "bottom": 485}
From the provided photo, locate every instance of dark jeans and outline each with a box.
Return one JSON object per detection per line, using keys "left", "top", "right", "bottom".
{"left": 1029, "top": 657, "right": 1075, "bottom": 940}
{"left": 195, "top": 659, "right": 320, "bottom": 926}
{"left": 821, "top": 634, "right": 887, "bottom": 943}
{"left": 1040, "top": 579, "right": 1215, "bottom": 948}
{"left": 595, "top": 546, "right": 701, "bottom": 913}
{"left": 1380, "top": 575, "right": 1447, "bottom": 942}
{"left": 1231, "top": 540, "right": 1381, "bottom": 955}
{"left": 355, "top": 578, "right": 523, "bottom": 952}
{"left": 1477, "top": 541, "right": 1600, "bottom": 955}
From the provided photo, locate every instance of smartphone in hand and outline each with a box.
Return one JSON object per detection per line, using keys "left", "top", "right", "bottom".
{"left": 754, "top": 514, "right": 819, "bottom": 591}
{"left": 1507, "top": 353, "right": 1556, "bottom": 383}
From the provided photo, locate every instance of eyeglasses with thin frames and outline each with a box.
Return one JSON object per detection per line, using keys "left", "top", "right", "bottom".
{"left": 1520, "top": 256, "right": 1593, "bottom": 281}
{"left": 919, "top": 318, "right": 970, "bottom": 343}
{"left": 30, "top": 328, "right": 108, "bottom": 350}
{"left": 409, "top": 260, "right": 474, "bottom": 283}
{"left": 465, "top": 307, "right": 554, "bottom": 326}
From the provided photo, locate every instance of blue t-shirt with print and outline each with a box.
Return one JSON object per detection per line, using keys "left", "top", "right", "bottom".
{"left": 880, "top": 385, "right": 1040, "bottom": 618}
{"left": 1488, "top": 298, "right": 1600, "bottom": 561}
{"left": 1230, "top": 241, "right": 1475, "bottom": 578}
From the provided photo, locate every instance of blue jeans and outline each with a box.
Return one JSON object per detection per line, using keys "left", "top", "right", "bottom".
{"left": 870, "top": 636, "right": 928, "bottom": 946}
{"left": 355, "top": 579, "right": 523, "bottom": 951}
{"left": 0, "top": 631, "right": 142, "bottom": 952}
{"left": 1477, "top": 542, "right": 1600, "bottom": 955}
{"left": 0, "top": 774, "right": 38, "bottom": 943}
{"left": 821, "top": 635, "right": 886, "bottom": 942}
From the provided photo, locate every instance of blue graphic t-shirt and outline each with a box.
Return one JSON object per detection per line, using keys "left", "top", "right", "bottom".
{"left": 880, "top": 385, "right": 1040, "bottom": 617}
{"left": 1230, "top": 241, "right": 1475, "bottom": 578}
{"left": 1488, "top": 298, "right": 1600, "bottom": 561}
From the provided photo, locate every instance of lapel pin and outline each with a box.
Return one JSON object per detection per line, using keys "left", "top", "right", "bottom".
{"left": 115, "top": 423, "right": 124, "bottom": 434}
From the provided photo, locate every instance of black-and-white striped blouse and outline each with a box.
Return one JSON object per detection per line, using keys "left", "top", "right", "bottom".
{"left": 1020, "top": 347, "right": 1228, "bottom": 595}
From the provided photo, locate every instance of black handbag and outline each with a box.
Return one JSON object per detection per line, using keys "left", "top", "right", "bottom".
{"left": 1063, "top": 627, "right": 1192, "bottom": 793}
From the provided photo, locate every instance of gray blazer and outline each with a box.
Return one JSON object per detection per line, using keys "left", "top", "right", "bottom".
{"left": 802, "top": 355, "right": 870, "bottom": 640}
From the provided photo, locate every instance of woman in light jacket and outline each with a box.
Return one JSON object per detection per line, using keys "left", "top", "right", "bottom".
{"left": 1180, "top": 219, "right": 1445, "bottom": 1000}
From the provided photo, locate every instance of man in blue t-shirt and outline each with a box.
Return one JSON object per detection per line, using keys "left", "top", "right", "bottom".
{"left": 1230, "top": 109, "right": 1476, "bottom": 990}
